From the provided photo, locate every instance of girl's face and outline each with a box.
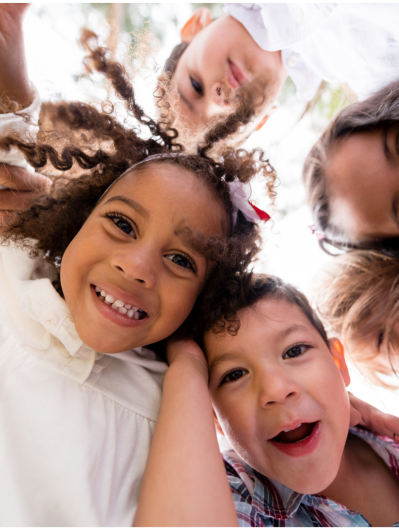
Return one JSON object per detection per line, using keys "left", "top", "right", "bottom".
{"left": 327, "top": 125, "right": 399, "bottom": 241}
{"left": 60, "top": 162, "right": 227, "bottom": 353}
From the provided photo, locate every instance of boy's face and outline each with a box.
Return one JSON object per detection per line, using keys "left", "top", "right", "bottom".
{"left": 174, "top": 13, "right": 286, "bottom": 128}
{"left": 205, "top": 298, "right": 351, "bottom": 495}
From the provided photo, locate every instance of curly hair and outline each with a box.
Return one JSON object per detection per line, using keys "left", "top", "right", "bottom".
{"left": 189, "top": 272, "right": 329, "bottom": 348}
{"left": 0, "top": 29, "right": 277, "bottom": 340}
{"left": 312, "top": 250, "right": 399, "bottom": 388}
{"left": 303, "top": 79, "right": 399, "bottom": 257}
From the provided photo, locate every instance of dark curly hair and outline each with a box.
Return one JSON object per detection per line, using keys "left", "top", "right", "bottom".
{"left": 303, "top": 79, "right": 399, "bottom": 258}
{"left": 195, "top": 272, "right": 329, "bottom": 347}
{"left": 0, "top": 30, "right": 277, "bottom": 343}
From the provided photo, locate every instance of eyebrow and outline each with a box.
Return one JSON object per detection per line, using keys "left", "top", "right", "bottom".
{"left": 275, "top": 324, "right": 309, "bottom": 341}
{"left": 103, "top": 196, "right": 150, "bottom": 220}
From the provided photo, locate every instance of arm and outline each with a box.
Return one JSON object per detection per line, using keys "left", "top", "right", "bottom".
{"left": 349, "top": 392, "right": 399, "bottom": 440}
{"left": 0, "top": 164, "right": 50, "bottom": 224}
{"left": 0, "top": 3, "right": 32, "bottom": 110}
{"left": 134, "top": 340, "right": 238, "bottom": 527}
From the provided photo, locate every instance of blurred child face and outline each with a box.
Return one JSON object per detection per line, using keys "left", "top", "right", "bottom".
{"left": 174, "top": 13, "right": 286, "bottom": 128}
{"left": 205, "top": 298, "right": 351, "bottom": 495}
{"left": 327, "top": 125, "right": 399, "bottom": 242}
{"left": 61, "top": 162, "right": 227, "bottom": 354}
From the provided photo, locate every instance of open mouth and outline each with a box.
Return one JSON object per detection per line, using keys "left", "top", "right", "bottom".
{"left": 94, "top": 285, "right": 148, "bottom": 321}
{"left": 269, "top": 421, "right": 321, "bottom": 457}
{"left": 272, "top": 422, "right": 316, "bottom": 444}
{"left": 227, "top": 60, "right": 247, "bottom": 89}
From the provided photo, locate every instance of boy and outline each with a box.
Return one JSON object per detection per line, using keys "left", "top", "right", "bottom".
{"left": 135, "top": 274, "right": 399, "bottom": 526}
{"left": 169, "top": 4, "right": 399, "bottom": 129}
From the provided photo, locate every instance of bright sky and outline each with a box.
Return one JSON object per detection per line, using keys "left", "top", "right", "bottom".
{"left": 23, "top": 3, "right": 399, "bottom": 414}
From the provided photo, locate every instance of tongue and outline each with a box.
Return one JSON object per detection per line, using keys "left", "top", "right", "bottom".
{"left": 274, "top": 422, "right": 315, "bottom": 444}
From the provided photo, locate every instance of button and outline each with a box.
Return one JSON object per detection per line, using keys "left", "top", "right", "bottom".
{"left": 296, "top": 7, "right": 304, "bottom": 24}
{"left": 43, "top": 312, "right": 58, "bottom": 326}
{"left": 287, "top": 54, "right": 298, "bottom": 68}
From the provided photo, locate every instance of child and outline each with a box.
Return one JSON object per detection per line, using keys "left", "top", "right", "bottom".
{"left": 135, "top": 273, "right": 399, "bottom": 527}
{"left": 304, "top": 79, "right": 399, "bottom": 257}
{"left": 167, "top": 4, "right": 399, "bottom": 130}
{"left": 311, "top": 250, "right": 399, "bottom": 389}
{"left": 0, "top": 21, "right": 277, "bottom": 527}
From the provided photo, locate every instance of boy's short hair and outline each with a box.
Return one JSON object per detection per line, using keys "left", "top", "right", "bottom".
{"left": 203, "top": 272, "right": 329, "bottom": 347}
{"left": 164, "top": 42, "right": 189, "bottom": 77}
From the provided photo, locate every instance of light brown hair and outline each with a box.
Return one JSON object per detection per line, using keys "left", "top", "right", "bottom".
{"left": 312, "top": 250, "right": 399, "bottom": 387}
{"left": 303, "top": 79, "right": 399, "bottom": 257}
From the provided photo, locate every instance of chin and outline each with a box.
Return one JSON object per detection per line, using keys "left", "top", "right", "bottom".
{"left": 284, "top": 467, "right": 339, "bottom": 495}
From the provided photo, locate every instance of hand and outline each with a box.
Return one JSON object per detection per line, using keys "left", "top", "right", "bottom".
{"left": 349, "top": 391, "right": 399, "bottom": 441}
{"left": 0, "top": 164, "right": 51, "bottom": 224}
{"left": 0, "top": 4, "right": 32, "bottom": 110}
{"left": 166, "top": 339, "right": 209, "bottom": 380}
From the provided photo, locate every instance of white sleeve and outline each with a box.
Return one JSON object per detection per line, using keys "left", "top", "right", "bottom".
{"left": 0, "top": 82, "right": 41, "bottom": 171}
{"left": 224, "top": 3, "right": 336, "bottom": 52}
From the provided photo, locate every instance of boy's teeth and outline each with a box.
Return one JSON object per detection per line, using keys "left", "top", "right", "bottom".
{"left": 94, "top": 285, "right": 147, "bottom": 320}
{"left": 284, "top": 423, "right": 302, "bottom": 433}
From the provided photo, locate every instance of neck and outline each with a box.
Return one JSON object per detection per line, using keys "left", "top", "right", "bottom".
{"left": 317, "top": 432, "right": 358, "bottom": 503}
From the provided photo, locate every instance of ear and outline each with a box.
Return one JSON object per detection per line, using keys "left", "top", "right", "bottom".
{"left": 213, "top": 409, "right": 225, "bottom": 436}
{"left": 181, "top": 8, "right": 212, "bottom": 43}
{"left": 329, "top": 338, "right": 351, "bottom": 387}
{"left": 255, "top": 105, "right": 277, "bottom": 131}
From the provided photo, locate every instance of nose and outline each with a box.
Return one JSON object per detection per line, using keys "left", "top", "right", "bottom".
{"left": 257, "top": 369, "right": 300, "bottom": 409}
{"left": 211, "top": 81, "right": 232, "bottom": 107}
{"left": 111, "top": 242, "right": 157, "bottom": 288}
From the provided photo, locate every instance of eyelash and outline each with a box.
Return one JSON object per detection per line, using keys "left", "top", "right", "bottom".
{"left": 105, "top": 211, "right": 136, "bottom": 237}
{"left": 104, "top": 211, "right": 197, "bottom": 272}
{"left": 283, "top": 343, "right": 312, "bottom": 359}
{"left": 220, "top": 368, "right": 248, "bottom": 386}
{"left": 190, "top": 76, "right": 203, "bottom": 96}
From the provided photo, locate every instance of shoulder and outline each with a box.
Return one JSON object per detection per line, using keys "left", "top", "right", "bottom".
{"left": 223, "top": 450, "right": 279, "bottom": 527}
{"left": 87, "top": 347, "right": 167, "bottom": 422}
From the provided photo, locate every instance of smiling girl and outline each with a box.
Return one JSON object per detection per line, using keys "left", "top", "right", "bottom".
{"left": 0, "top": 24, "right": 276, "bottom": 525}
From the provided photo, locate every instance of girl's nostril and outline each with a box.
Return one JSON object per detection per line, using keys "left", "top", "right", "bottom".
{"left": 216, "top": 87, "right": 222, "bottom": 97}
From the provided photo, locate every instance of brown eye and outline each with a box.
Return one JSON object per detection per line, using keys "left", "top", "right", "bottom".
{"left": 221, "top": 369, "right": 247, "bottom": 385}
{"left": 106, "top": 212, "right": 136, "bottom": 238}
{"left": 283, "top": 344, "right": 309, "bottom": 359}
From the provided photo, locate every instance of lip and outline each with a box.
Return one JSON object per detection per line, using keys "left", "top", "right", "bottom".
{"left": 90, "top": 284, "right": 151, "bottom": 329}
{"left": 227, "top": 60, "right": 248, "bottom": 89}
{"left": 268, "top": 421, "right": 321, "bottom": 458}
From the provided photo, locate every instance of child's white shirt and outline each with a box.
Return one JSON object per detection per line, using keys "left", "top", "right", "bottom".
{"left": 225, "top": 3, "right": 399, "bottom": 101}
{"left": 0, "top": 97, "right": 168, "bottom": 526}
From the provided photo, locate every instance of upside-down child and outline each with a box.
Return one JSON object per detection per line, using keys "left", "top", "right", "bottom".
{"left": 168, "top": 3, "right": 399, "bottom": 131}
{"left": 135, "top": 274, "right": 399, "bottom": 527}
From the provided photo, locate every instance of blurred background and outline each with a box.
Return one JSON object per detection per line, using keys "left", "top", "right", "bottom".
{"left": 23, "top": 3, "right": 399, "bottom": 412}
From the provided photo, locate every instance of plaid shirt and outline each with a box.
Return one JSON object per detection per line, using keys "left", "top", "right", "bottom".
{"left": 224, "top": 427, "right": 399, "bottom": 527}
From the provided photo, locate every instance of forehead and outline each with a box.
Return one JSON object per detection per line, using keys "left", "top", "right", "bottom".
{"left": 327, "top": 132, "right": 393, "bottom": 239}
{"left": 101, "top": 161, "right": 227, "bottom": 233}
{"left": 205, "top": 298, "right": 313, "bottom": 358}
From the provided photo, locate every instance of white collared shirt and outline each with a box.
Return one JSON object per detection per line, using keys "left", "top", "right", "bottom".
{"left": 225, "top": 3, "right": 399, "bottom": 101}
{"left": 0, "top": 242, "right": 167, "bottom": 526}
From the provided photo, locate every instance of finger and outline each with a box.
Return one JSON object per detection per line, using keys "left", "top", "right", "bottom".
{"left": 349, "top": 405, "right": 362, "bottom": 428}
{"left": 0, "top": 189, "right": 41, "bottom": 210}
{"left": 0, "top": 164, "right": 51, "bottom": 193}
{"left": 366, "top": 410, "right": 399, "bottom": 439}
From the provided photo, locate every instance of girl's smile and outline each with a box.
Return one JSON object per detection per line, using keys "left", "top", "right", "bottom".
{"left": 60, "top": 161, "right": 227, "bottom": 354}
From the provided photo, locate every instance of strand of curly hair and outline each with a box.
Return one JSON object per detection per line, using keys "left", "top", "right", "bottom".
{"left": 0, "top": 29, "right": 278, "bottom": 337}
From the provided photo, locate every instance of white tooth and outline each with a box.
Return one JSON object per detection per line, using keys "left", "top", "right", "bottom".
{"left": 105, "top": 294, "right": 115, "bottom": 304}
{"left": 127, "top": 309, "right": 134, "bottom": 318}
{"left": 296, "top": 424, "right": 302, "bottom": 429}
{"left": 99, "top": 295, "right": 105, "bottom": 301}
{"left": 284, "top": 429, "right": 290, "bottom": 433}
{"left": 100, "top": 290, "right": 106, "bottom": 297}
{"left": 134, "top": 311, "right": 140, "bottom": 320}
{"left": 118, "top": 307, "right": 127, "bottom": 315}
{"left": 95, "top": 286, "right": 101, "bottom": 292}
{"left": 125, "top": 304, "right": 132, "bottom": 309}
{"left": 131, "top": 307, "right": 138, "bottom": 313}
{"left": 111, "top": 303, "right": 118, "bottom": 310}
{"left": 105, "top": 300, "right": 112, "bottom": 305}
{"left": 114, "top": 300, "right": 124, "bottom": 308}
